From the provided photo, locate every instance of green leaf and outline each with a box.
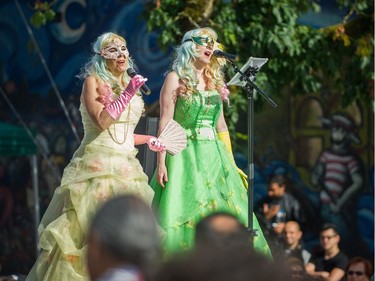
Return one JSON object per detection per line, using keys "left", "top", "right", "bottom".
{"left": 45, "top": 9, "right": 56, "bottom": 21}
{"left": 30, "top": 11, "right": 46, "bottom": 29}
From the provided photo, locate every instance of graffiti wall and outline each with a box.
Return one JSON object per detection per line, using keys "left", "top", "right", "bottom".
{"left": 250, "top": 90, "right": 374, "bottom": 261}
{"left": 0, "top": 0, "right": 169, "bottom": 102}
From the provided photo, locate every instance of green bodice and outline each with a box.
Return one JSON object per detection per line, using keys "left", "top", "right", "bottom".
{"left": 174, "top": 90, "right": 222, "bottom": 140}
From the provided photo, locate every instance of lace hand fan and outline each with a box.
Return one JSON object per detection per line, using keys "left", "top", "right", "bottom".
{"left": 158, "top": 119, "right": 187, "bottom": 155}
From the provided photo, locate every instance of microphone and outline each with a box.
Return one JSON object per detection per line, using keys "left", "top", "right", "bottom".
{"left": 126, "top": 68, "right": 151, "bottom": 95}
{"left": 213, "top": 50, "right": 238, "bottom": 62}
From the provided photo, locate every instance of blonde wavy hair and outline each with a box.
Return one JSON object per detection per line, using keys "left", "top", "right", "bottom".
{"left": 171, "top": 27, "right": 227, "bottom": 96}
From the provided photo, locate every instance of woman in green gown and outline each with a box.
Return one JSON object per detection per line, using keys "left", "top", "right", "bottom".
{"left": 150, "top": 27, "right": 271, "bottom": 257}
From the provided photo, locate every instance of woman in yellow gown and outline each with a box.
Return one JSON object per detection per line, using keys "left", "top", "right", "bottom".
{"left": 26, "top": 32, "right": 164, "bottom": 281}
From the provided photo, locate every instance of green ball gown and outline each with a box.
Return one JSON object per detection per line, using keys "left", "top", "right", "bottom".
{"left": 150, "top": 89, "right": 272, "bottom": 257}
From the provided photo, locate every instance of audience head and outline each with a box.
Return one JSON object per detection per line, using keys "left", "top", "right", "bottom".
{"left": 319, "top": 223, "right": 340, "bottom": 251}
{"left": 195, "top": 211, "right": 250, "bottom": 249}
{"left": 267, "top": 174, "right": 287, "bottom": 199}
{"left": 86, "top": 194, "right": 161, "bottom": 281}
{"left": 284, "top": 221, "right": 303, "bottom": 249}
{"left": 156, "top": 243, "right": 289, "bottom": 281}
{"left": 346, "top": 257, "right": 373, "bottom": 281}
{"left": 286, "top": 257, "right": 308, "bottom": 281}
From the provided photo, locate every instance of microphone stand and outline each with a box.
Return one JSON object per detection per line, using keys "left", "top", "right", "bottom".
{"left": 228, "top": 60, "right": 277, "bottom": 247}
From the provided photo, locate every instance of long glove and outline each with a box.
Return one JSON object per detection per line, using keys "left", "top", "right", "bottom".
{"left": 105, "top": 75, "right": 147, "bottom": 120}
{"left": 217, "top": 131, "right": 248, "bottom": 189}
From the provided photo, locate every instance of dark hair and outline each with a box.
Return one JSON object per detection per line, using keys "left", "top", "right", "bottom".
{"left": 268, "top": 174, "right": 288, "bottom": 187}
{"left": 195, "top": 211, "right": 245, "bottom": 234}
{"left": 89, "top": 194, "right": 161, "bottom": 277}
{"left": 156, "top": 244, "right": 289, "bottom": 281}
{"left": 320, "top": 223, "right": 339, "bottom": 235}
{"left": 346, "top": 256, "right": 373, "bottom": 278}
{"left": 268, "top": 175, "right": 287, "bottom": 185}
{"left": 195, "top": 211, "right": 249, "bottom": 249}
{"left": 286, "top": 257, "right": 306, "bottom": 279}
{"left": 287, "top": 257, "right": 305, "bottom": 267}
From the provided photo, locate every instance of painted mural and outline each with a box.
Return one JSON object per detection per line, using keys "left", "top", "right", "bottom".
{"left": 0, "top": 0, "right": 373, "bottom": 276}
{"left": 288, "top": 94, "right": 373, "bottom": 260}
{"left": 248, "top": 93, "right": 373, "bottom": 262}
{"left": 0, "top": 0, "right": 169, "bottom": 103}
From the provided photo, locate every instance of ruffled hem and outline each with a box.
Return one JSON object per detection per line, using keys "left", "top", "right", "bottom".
{"left": 26, "top": 144, "right": 154, "bottom": 281}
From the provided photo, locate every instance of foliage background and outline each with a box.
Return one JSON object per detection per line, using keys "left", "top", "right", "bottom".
{"left": 142, "top": 0, "right": 373, "bottom": 141}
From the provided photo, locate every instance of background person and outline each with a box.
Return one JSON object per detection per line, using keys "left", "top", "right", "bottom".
{"left": 345, "top": 257, "right": 373, "bottom": 281}
{"left": 305, "top": 223, "right": 348, "bottom": 281}
{"left": 155, "top": 243, "right": 287, "bottom": 281}
{"left": 281, "top": 220, "right": 311, "bottom": 264}
{"left": 86, "top": 194, "right": 161, "bottom": 281}
{"left": 287, "top": 257, "right": 314, "bottom": 281}
{"left": 256, "top": 174, "right": 305, "bottom": 255}
{"left": 194, "top": 211, "right": 250, "bottom": 250}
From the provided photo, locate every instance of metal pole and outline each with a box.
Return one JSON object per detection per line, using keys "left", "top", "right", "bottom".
{"left": 30, "top": 155, "right": 40, "bottom": 258}
{"left": 247, "top": 87, "right": 255, "bottom": 246}
{"left": 228, "top": 59, "right": 277, "bottom": 246}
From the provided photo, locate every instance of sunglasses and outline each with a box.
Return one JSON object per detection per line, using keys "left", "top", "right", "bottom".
{"left": 348, "top": 270, "right": 365, "bottom": 276}
{"left": 320, "top": 234, "right": 337, "bottom": 240}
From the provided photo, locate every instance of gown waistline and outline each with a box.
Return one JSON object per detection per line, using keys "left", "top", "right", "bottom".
{"left": 185, "top": 127, "right": 216, "bottom": 141}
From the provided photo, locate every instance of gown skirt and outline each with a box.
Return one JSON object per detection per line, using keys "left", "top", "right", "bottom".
{"left": 26, "top": 94, "right": 155, "bottom": 280}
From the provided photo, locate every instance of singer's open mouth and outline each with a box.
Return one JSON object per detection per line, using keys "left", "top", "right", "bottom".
{"left": 204, "top": 51, "right": 211, "bottom": 57}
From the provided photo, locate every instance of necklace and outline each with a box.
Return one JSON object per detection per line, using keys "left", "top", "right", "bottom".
{"left": 107, "top": 100, "right": 132, "bottom": 144}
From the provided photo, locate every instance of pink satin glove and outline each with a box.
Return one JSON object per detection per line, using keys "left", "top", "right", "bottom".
{"left": 125, "top": 74, "right": 147, "bottom": 94}
{"left": 147, "top": 137, "right": 166, "bottom": 152}
{"left": 105, "top": 75, "right": 148, "bottom": 120}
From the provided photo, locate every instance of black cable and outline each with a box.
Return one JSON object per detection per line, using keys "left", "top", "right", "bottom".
{"left": 14, "top": 0, "right": 80, "bottom": 143}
